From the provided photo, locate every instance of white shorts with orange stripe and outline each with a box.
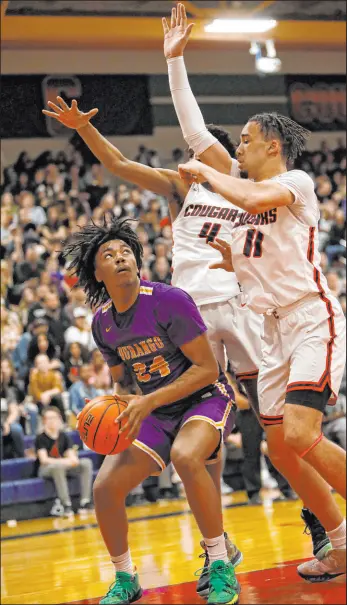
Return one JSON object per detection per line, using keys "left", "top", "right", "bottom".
{"left": 258, "top": 292, "right": 346, "bottom": 425}
{"left": 198, "top": 295, "right": 262, "bottom": 380}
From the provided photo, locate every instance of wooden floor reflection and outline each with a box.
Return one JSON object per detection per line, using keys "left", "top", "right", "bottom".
{"left": 1, "top": 491, "right": 345, "bottom": 605}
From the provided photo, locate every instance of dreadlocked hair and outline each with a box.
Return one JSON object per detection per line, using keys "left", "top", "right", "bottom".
{"left": 248, "top": 113, "right": 310, "bottom": 161}
{"left": 206, "top": 124, "right": 237, "bottom": 157}
{"left": 187, "top": 124, "right": 236, "bottom": 158}
{"left": 62, "top": 214, "right": 143, "bottom": 308}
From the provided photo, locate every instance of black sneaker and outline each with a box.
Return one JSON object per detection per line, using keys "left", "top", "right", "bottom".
{"left": 159, "top": 487, "right": 180, "bottom": 500}
{"left": 248, "top": 493, "right": 262, "bottom": 506}
{"left": 63, "top": 505, "right": 74, "bottom": 518}
{"left": 78, "top": 500, "right": 94, "bottom": 514}
{"left": 281, "top": 489, "right": 299, "bottom": 501}
{"left": 170, "top": 484, "right": 181, "bottom": 499}
{"left": 273, "top": 489, "right": 299, "bottom": 502}
{"left": 143, "top": 485, "right": 158, "bottom": 503}
{"left": 196, "top": 532, "right": 243, "bottom": 598}
{"left": 301, "top": 508, "right": 332, "bottom": 560}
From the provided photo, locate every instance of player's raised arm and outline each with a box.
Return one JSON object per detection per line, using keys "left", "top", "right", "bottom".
{"left": 42, "top": 97, "right": 188, "bottom": 212}
{"left": 163, "top": 3, "right": 234, "bottom": 174}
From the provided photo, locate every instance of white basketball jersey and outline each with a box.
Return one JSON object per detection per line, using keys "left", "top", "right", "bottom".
{"left": 230, "top": 170, "right": 330, "bottom": 314}
{"left": 172, "top": 184, "right": 241, "bottom": 306}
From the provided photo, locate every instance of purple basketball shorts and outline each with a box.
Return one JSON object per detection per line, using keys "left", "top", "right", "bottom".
{"left": 133, "top": 382, "right": 235, "bottom": 474}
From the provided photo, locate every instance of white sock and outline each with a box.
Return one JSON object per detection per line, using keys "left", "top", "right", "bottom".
{"left": 327, "top": 519, "right": 346, "bottom": 550}
{"left": 111, "top": 549, "right": 134, "bottom": 575}
{"left": 204, "top": 533, "right": 229, "bottom": 564}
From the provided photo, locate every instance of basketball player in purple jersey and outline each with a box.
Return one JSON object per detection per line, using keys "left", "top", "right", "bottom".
{"left": 64, "top": 216, "right": 240, "bottom": 604}
{"left": 42, "top": 96, "right": 244, "bottom": 596}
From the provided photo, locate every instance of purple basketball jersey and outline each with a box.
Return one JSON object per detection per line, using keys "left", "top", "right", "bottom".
{"left": 92, "top": 280, "right": 208, "bottom": 396}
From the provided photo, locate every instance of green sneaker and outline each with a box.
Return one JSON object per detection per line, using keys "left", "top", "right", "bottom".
{"left": 99, "top": 570, "right": 142, "bottom": 604}
{"left": 207, "top": 560, "right": 241, "bottom": 604}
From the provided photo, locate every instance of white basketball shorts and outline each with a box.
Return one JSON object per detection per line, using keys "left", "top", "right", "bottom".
{"left": 198, "top": 295, "right": 262, "bottom": 380}
{"left": 258, "top": 293, "right": 346, "bottom": 425}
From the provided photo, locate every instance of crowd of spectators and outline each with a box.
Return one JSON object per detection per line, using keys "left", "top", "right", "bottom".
{"left": 0, "top": 136, "right": 346, "bottom": 507}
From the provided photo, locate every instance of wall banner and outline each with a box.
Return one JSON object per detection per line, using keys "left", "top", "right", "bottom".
{"left": 286, "top": 75, "right": 346, "bottom": 131}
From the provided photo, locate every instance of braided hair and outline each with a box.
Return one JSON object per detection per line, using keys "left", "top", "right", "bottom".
{"left": 63, "top": 215, "right": 143, "bottom": 308}
{"left": 248, "top": 113, "right": 310, "bottom": 161}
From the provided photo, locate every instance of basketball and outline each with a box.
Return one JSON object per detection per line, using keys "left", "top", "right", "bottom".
{"left": 78, "top": 395, "right": 133, "bottom": 456}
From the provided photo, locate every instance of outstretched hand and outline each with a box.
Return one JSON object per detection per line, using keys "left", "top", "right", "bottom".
{"left": 42, "top": 96, "right": 98, "bottom": 130}
{"left": 209, "top": 238, "right": 234, "bottom": 272}
{"left": 162, "top": 2, "right": 194, "bottom": 60}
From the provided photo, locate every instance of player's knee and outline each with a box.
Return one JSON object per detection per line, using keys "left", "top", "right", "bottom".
{"left": 283, "top": 423, "right": 319, "bottom": 453}
{"left": 93, "top": 471, "right": 127, "bottom": 503}
{"left": 170, "top": 444, "right": 203, "bottom": 476}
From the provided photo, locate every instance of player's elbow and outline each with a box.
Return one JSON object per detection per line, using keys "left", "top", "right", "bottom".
{"left": 203, "top": 359, "right": 219, "bottom": 385}
{"left": 246, "top": 194, "right": 266, "bottom": 215}
{"left": 109, "top": 154, "right": 128, "bottom": 176}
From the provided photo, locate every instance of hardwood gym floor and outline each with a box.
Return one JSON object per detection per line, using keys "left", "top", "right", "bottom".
{"left": 1, "top": 491, "right": 345, "bottom": 604}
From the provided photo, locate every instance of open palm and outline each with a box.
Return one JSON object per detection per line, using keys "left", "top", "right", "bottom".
{"left": 162, "top": 2, "right": 194, "bottom": 59}
{"left": 42, "top": 96, "right": 98, "bottom": 130}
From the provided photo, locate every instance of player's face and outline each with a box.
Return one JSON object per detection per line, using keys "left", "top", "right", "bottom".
{"left": 95, "top": 239, "right": 139, "bottom": 288}
{"left": 236, "top": 121, "right": 278, "bottom": 180}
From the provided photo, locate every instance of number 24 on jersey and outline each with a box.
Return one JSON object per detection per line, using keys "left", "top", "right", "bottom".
{"left": 133, "top": 356, "right": 170, "bottom": 383}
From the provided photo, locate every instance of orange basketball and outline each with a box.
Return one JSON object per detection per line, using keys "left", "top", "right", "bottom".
{"left": 78, "top": 395, "right": 133, "bottom": 456}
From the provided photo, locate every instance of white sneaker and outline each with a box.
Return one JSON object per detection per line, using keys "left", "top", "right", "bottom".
{"left": 297, "top": 548, "right": 346, "bottom": 582}
{"left": 50, "top": 498, "right": 64, "bottom": 517}
{"left": 171, "top": 470, "right": 182, "bottom": 485}
{"left": 221, "top": 480, "right": 233, "bottom": 495}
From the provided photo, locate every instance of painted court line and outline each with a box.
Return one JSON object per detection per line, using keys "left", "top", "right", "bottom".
{"left": 1, "top": 500, "right": 248, "bottom": 542}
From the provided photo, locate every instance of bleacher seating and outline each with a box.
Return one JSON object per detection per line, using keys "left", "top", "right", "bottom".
{"left": 1, "top": 431, "right": 102, "bottom": 521}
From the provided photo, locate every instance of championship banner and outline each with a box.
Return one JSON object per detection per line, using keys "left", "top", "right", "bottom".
{"left": 0, "top": 74, "right": 153, "bottom": 138}
{"left": 286, "top": 75, "right": 346, "bottom": 131}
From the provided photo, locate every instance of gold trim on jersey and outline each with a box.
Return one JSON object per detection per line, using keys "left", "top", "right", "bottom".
{"left": 132, "top": 439, "right": 165, "bottom": 475}
{"left": 140, "top": 286, "right": 153, "bottom": 296}
{"left": 219, "top": 400, "right": 233, "bottom": 427}
{"left": 215, "top": 380, "right": 230, "bottom": 399}
{"left": 102, "top": 300, "right": 112, "bottom": 313}
{"left": 181, "top": 400, "right": 233, "bottom": 432}
{"left": 101, "top": 287, "right": 152, "bottom": 312}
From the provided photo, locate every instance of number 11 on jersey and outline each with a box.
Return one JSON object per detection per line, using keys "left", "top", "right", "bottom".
{"left": 243, "top": 229, "right": 264, "bottom": 258}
